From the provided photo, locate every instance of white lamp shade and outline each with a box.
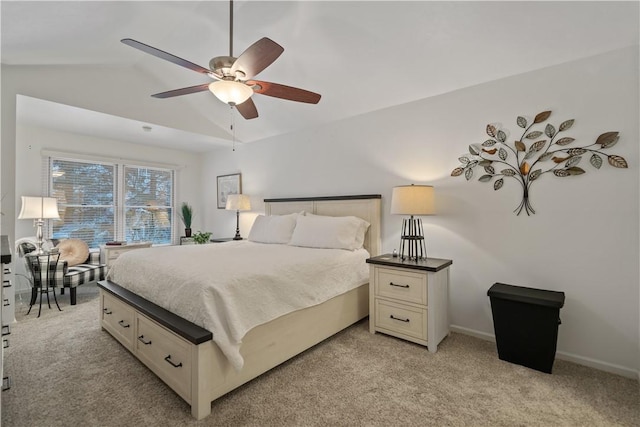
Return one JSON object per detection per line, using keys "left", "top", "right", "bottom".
{"left": 208, "top": 81, "right": 253, "bottom": 105}
{"left": 18, "top": 196, "right": 60, "bottom": 220}
{"left": 225, "top": 194, "right": 251, "bottom": 211}
{"left": 390, "top": 185, "right": 435, "bottom": 215}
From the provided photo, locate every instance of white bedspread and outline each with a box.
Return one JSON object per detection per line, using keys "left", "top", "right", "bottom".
{"left": 106, "top": 241, "right": 369, "bottom": 370}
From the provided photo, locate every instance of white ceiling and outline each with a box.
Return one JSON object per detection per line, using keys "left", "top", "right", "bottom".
{"left": 3, "top": 1, "right": 638, "bottom": 152}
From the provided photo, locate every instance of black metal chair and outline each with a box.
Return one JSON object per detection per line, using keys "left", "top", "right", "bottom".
{"left": 25, "top": 252, "right": 62, "bottom": 317}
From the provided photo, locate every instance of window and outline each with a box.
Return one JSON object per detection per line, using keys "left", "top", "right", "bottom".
{"left": 47, "top": 156, "right": 175, "bottom": 247}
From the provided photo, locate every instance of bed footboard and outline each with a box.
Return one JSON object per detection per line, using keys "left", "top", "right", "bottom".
{"left": 98, "top": 279, "right": 369, "bottom": 420}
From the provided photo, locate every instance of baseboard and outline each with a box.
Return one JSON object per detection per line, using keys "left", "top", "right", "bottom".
{"left": 450, "top": 324, "right": 639, "bottom": 380}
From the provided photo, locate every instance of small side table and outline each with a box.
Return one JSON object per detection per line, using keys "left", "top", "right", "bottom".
{"left": 209, "top": 237, "right": 242, "bottom": 243}
{"left": 366, "top": 254, "right": 452, "bottom": 352}
{"left": 100, "top": 242, "right": 152, "bottom": 266}
{"left": 25, "top": 252, "right": 62, "bottom": 317}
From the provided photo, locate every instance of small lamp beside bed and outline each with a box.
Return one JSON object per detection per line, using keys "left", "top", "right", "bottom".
{"left": 391, "top": 184, "right": 435, "bottom": 261}
{"left": 226, "top": 194, "right": 251, "bottom": 240}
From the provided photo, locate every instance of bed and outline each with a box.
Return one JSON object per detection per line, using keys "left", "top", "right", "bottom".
{"left": 97, "top": 194, "right": 381, "bottom": 419}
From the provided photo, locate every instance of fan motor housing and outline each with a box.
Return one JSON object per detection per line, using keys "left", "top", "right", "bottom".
{"left": 210, "top": 55, "right": 236, "bottom": 77}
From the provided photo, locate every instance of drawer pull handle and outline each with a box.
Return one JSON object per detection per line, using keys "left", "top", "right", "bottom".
{"left": 389, "top": 282, "right": 409, "bottom": 289}
{"left": 3, "top": 268, "right": 11, "bottom": 274}
{"left": 3, "top": 299, "right": 9, "bottom": 307}
{"left": 103, "top": 308, "right": 112, "bottom": 315}
{"left": 2, "top": 325, "right": 10, "bottom": 336}
{"left": 3, "top": 338, "right": 9, "bottom": 349}
{"left": 164, "top": 355, "right": 182, "bottom": 368}
{"left": 3, "top": 280, "right": 11, "bottom": 288}
{"left": 390, "top": 314, "right": 410, "bottom": 323}
{"left": 137, "top": 335, "right": 152, "bottom": 345}
{"left": 118, "top": 320, "right": 130, "bottom": 328}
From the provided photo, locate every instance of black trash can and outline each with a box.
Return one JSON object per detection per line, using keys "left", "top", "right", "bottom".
{"left": 488, "top": 282, "right": 565, "bottom": 374}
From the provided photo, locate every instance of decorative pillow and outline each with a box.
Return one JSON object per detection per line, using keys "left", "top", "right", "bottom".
{"left": 289, "top": 214, "right": 370, "bottom": 250}
{"left": 248, "top": 213, "right": 298, "bottom": 244}
{"left": 55, "top": 238, "right": 90, "bottom": 266}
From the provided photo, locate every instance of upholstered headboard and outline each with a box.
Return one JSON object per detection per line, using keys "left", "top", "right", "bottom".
{"left": 264, "top": 195, "right": 382, "bottom": 256}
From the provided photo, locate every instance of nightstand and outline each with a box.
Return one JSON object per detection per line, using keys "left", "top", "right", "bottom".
{"left": 100, "top": 242, "right": 152, "bottom": 266}
{"left": 209, "top": 238, "right": 242, "bottom": 243}
{"left": 366, "top": 254, "right": 452, "bottom": 352}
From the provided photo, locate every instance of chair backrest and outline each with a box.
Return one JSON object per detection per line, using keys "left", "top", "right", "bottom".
{"left": 25, "top": 253, "right": 61, "bottom": 289}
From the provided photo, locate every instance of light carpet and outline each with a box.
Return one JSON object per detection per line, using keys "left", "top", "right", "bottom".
{"left": 2, "top": 284, "right": 639, "bottom": 426}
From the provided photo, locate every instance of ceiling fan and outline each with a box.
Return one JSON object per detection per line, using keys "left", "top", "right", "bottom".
{"left": 121, "top": 0, "right": 321, "bottom": 120}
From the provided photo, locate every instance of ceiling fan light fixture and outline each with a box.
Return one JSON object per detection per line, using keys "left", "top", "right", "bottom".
{"left": 208, "top": 80, "right": 253, "bottom": 105}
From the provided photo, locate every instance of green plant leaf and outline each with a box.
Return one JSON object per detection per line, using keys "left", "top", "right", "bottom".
{"left": 465, "top": 168, "right": 474, "bottom": 181}
{"left": 608, "top": 155, "right": 628, "bottom": 168}
{"left": 596, "top": 131, "right": 619, "bottom": 147}
{"left": 494, "top": 178, "right": 504, "bottom": 190}
{"left": 498, "top": 148, "right": 508, "bottom": 160}
{"left": 501, "top": 169, "right": 516, "bottom": 176}
{"left": 517, "top": 116, "right": 528, "bottom": 128}
{"left": 589, "top": 153, "right": 603, "bottom": 169}
{"left": 565, "top": 156, "right": 582, "bottom": 168}
{"left": 534, "top": 110, "right": 552, "bottom": 123}
{"left": 497, "top": 130, "right": 507, "bottom": 143}
{"left": 525, "top": 131, "right": 543, "bottom": 139}
{"left": 559, "top": 119, "right": 574, "bottom": 131}
{"left": 479, "top": 175, "right": 493, "bottom": 182}
{"left": 545, "top": 124, "right": 556, "bottom": 138}
{"left": 486, "top": 124, "right": 497, "bottom": 137}
{"left": 451, "top": 167, "right": 464, "bottom": 177}
{"left": 515, "top": 141, "right": 526, "bottom": 152}
{"left": 555, "top": 137, "right": 575, "bottom": 146}
{"left": 482, "top": 139, "right": 496, "bottom": 147}
{"left": 478, "top": 160, "right": 493, "bottom": 167}
{"left": 469, "top": 145, "right": 480, "bottom": 155}
{"left": 484, "top": 165, "right": 495, "bottom": 174}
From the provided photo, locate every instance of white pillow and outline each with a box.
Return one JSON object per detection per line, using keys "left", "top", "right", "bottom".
{"left": 248, "top": 213, "right": 298, "bottom": 244}
{"left": 289, "top": 214, "right": 370, "bottom": 250}
{"left": 55, "top": 238, "right": 90, "bottom": 266}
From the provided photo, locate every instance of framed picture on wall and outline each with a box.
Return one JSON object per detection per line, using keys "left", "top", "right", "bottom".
{"left": 217, "top": 173, "right": 242, "bottom": 209}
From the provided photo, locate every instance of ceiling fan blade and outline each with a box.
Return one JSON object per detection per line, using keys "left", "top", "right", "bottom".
{"left": 248, "top": 80, "right": 321, "bottom": 104}
{"left": 235, "top": 97, "right": 259, "bottom": 120}
{"left": 121, "top": 38, "right": 211, "bottom": 74}
{"left": 151, "top": 84, "right": 210, "bottom": 99}
{"left": 230, "top": 38, "right": 284, "bottom": 80}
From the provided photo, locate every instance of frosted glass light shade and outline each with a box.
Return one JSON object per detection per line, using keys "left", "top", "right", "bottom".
{"left": 225, "top": 194, "right": 251, "bottom": 211}
{"left": 18, "top": 196, "right": 60, "bottom": 220}
{"left": 208, "top": 81, "right": 253, "bottom": 105}
{"left": 390, "top": 185, "right": 435, "bottom": 216}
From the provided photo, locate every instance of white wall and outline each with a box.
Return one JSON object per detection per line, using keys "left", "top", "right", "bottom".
{"left": 202, "top": 47, "right": 639, "bottom": 377}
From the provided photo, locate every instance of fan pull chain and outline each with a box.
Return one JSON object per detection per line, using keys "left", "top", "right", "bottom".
{"left": 230, "top": 105, "right": 236, "bottom": 152}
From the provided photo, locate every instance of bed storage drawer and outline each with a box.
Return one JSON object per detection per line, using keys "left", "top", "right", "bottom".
{"left": 135, "top": 313, "right": 192, "bottom": 403}
{"left": 101, "top": 292, "right": 135, "bottom": 350}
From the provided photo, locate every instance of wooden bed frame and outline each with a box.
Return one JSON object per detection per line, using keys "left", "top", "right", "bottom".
{"left": 98, "top": 194, "right": 381, "bottom": 419}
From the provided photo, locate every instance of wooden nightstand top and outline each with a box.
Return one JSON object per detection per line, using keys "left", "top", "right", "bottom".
{"left": 210, "top": 237, "right": 243, "bottom": 243}
{"left": 366, "top": 254, "right": 452, "bottom": 272}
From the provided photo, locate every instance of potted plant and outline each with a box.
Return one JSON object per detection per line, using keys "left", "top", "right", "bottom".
{"left": 192, "top": 231, "right": 212, "bottom": 244}
{"left": 179, "top": 202, "right": 193, "bottom": 237}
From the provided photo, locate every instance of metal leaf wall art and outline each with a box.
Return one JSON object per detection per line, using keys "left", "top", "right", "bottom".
{"left": 451, "top": 111, "right": 627, "bottom": 215}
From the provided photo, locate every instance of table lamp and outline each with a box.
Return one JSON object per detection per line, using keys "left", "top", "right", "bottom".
{"left": 390, "top": 185, "right": 435, "bottom": 261}
{"left": 225, "top": 194, "right": 251, "bottom": 240}
{"left": 18, "top": 196, "right": 60, "bottom": 254}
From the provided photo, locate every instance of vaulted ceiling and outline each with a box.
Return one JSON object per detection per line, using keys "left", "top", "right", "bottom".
{"left": 2, "top": 1, "right": 638, "bottom": 152}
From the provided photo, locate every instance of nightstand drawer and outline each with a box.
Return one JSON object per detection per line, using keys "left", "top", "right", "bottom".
{"left": 375, "top": 267, "right": 427, "bottom": 305}
{"left": 375, "top": 299, "right": 426, "bottom": 341}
